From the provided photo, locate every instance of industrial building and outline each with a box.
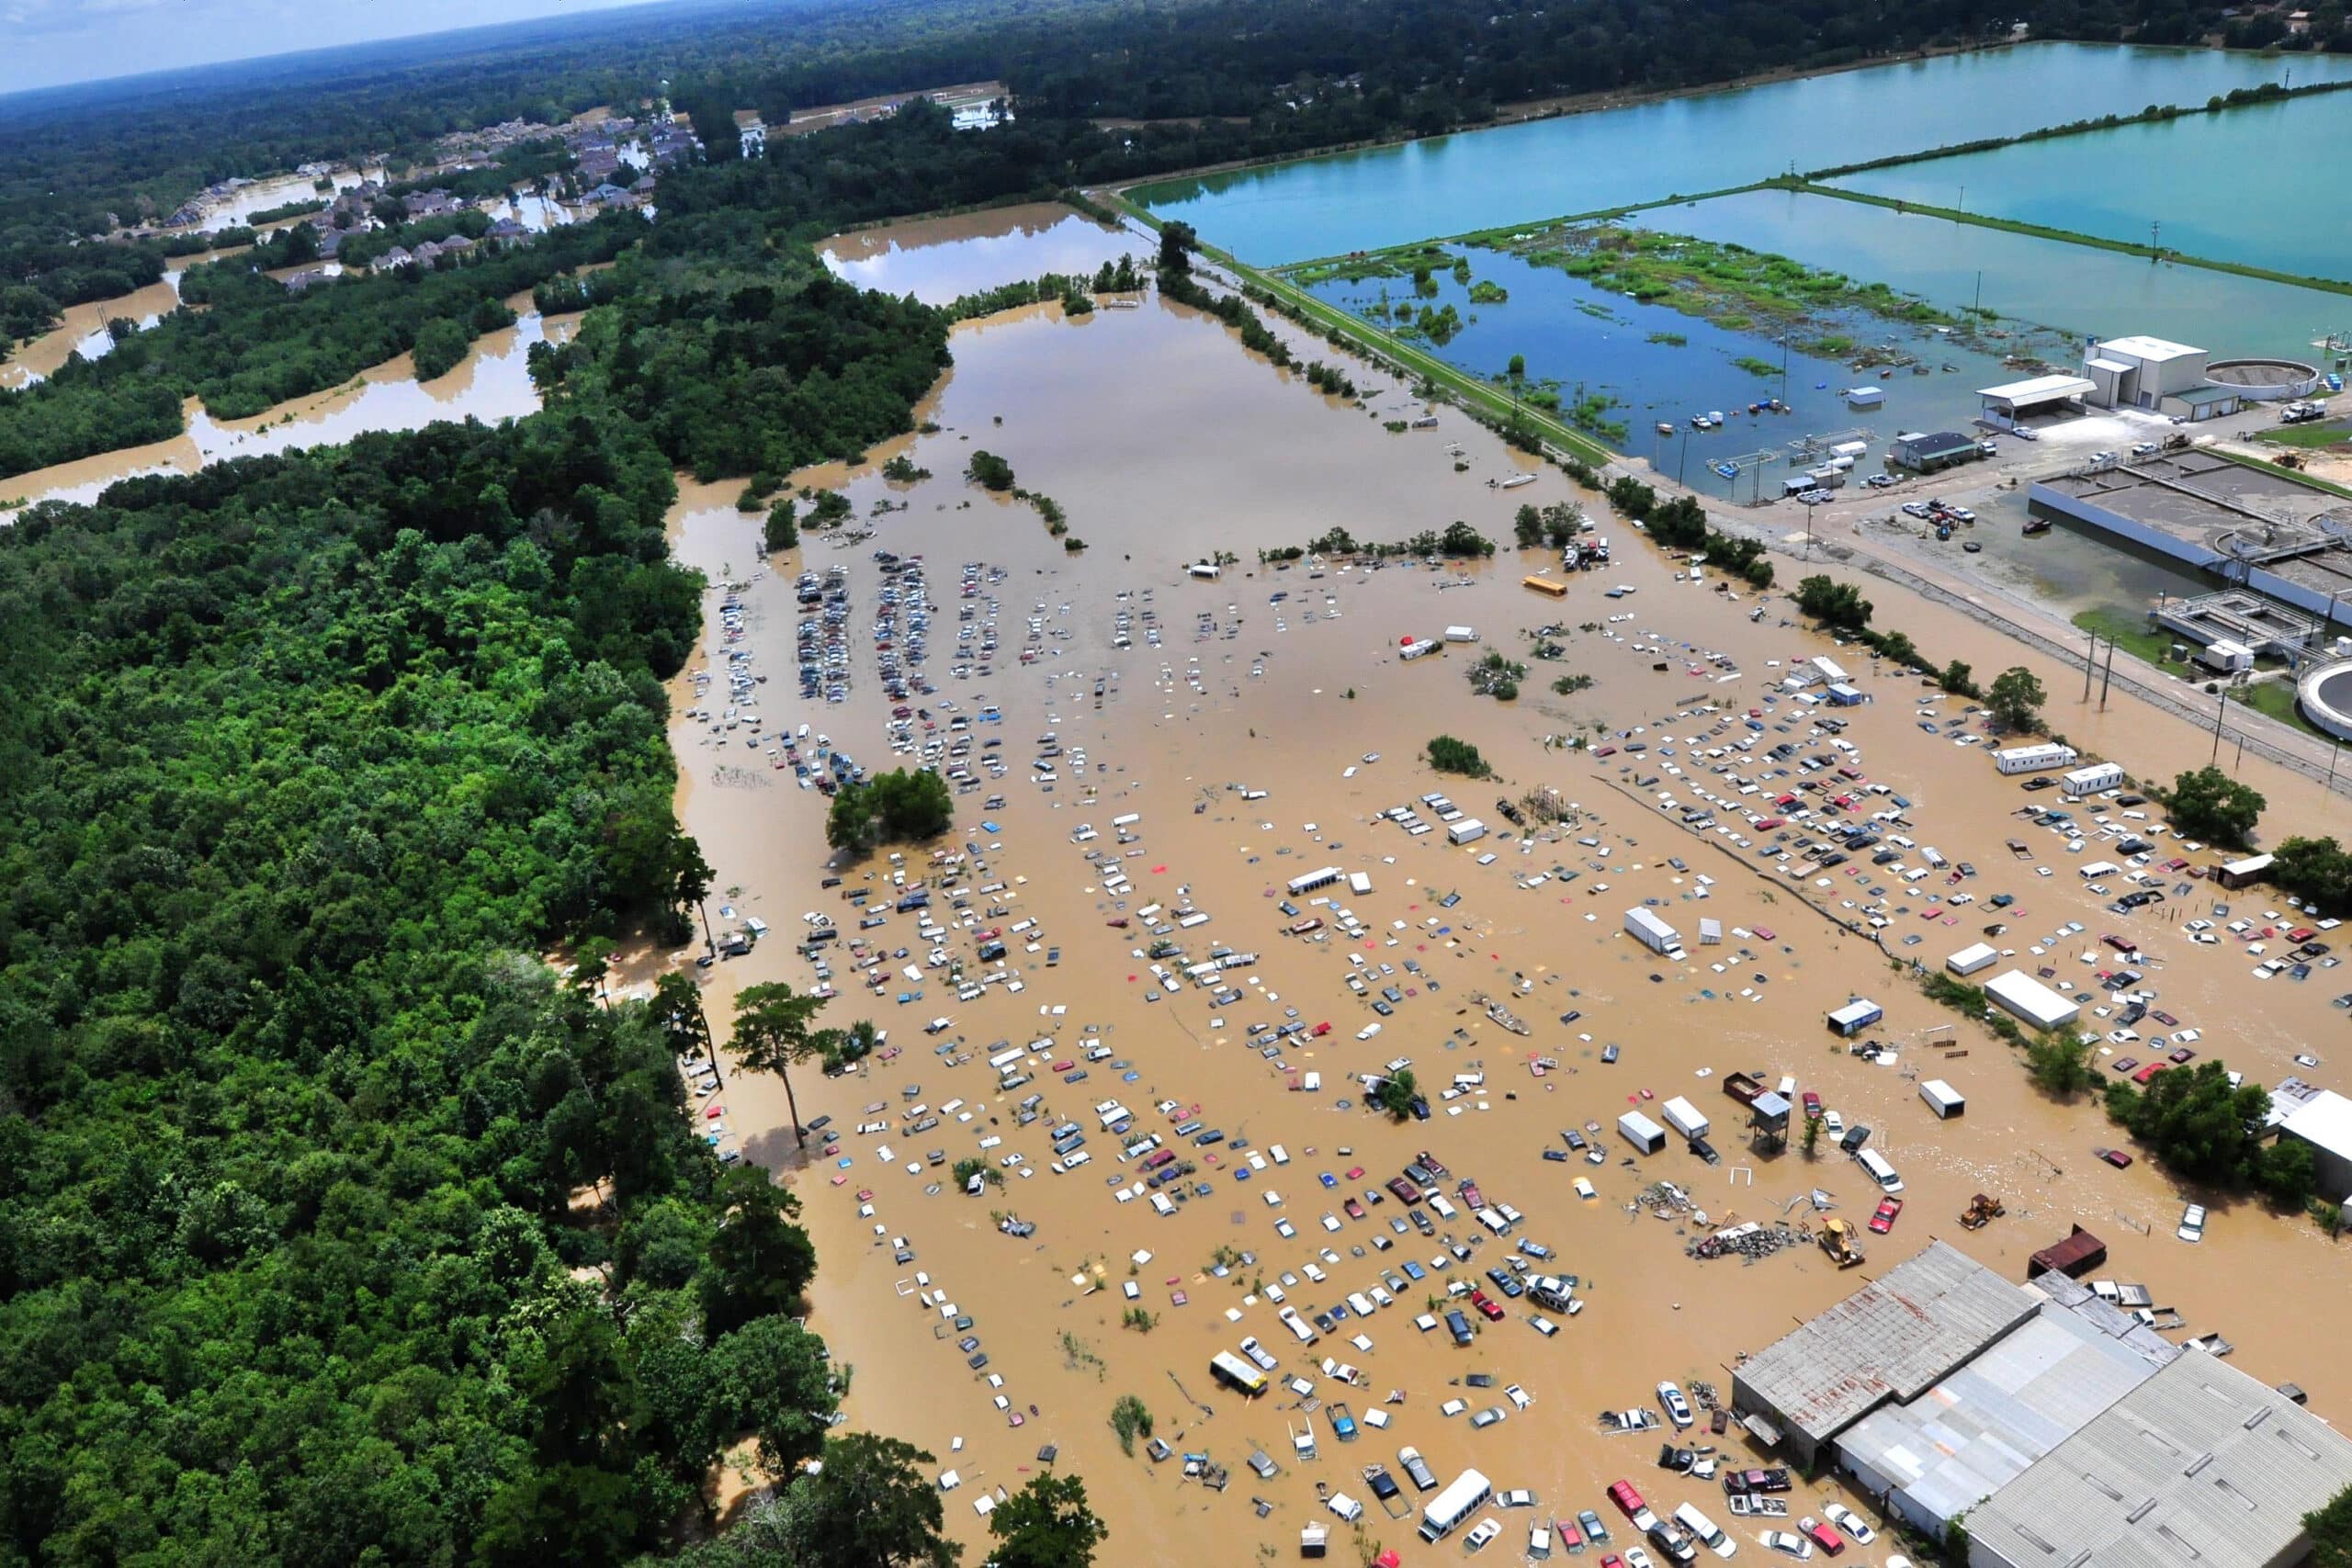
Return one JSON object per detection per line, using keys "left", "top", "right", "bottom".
{"left": 2079, "top": 335, "right": 2245, "bottom": 420}
{"left": 2276, "top": 1088, "right": 2352, "bottom": 1204}
{"left": 1838, "top": 1274, "right": 2177, "bottom": 1539}
{"left": 1892, "top": 430, "right": 1985, "bottom": 473}
{"left": 1979, "top": 374, "right": 2099, "bottom": 429}
{"left": 1965, "top": 1352, "right": 2352, "bottom": 1568}
{"left": 2030, "top": 452, "right": 2352, "bottom": 629}
{"left": 1731, "top": 1241, "right": 2040, "bottom": 1467}
{"left": 1984, "top": 969, "right": 2081, "bottom": 1030}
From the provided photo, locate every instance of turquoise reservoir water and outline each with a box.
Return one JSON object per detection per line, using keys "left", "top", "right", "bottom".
{"left": 1828, "top": 92, "right": 2352, "bottom": 284}
{"left": 1658, "top": 187, "right": 2348, "bottom": 358}
{"left": 1137, "top": 44, "right": 2352, "bottom": 265}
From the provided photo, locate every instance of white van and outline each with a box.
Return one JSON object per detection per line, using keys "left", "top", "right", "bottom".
{"left": 2078, "top": 861, "right": 2121, "bottom": 880}
{"left": 1428, "top": 1194, "right": 1459, "bottom": 1221}
{"left": 1149, "top": 1190, "right": 1176, "bottom": 1216}
{"left": 1856, "top": 1147, "right": 1905, "bottom": 1193}
{"left": 1675, "top": 1503, "right": 1734, "bottom": 1559}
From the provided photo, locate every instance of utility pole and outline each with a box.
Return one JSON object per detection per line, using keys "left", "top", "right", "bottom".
{"left": 1679, "top": 426, "right": 1691, "bottom": 486}
{"left": 2084, "top": 635, "right": 2098, "bottom": 701}
{"left": 2150, "top": 220, "right": 2161, "bottom": 262}
{"left": 1973, "top": 270, "right": 1983, "bottom": 313}
{"left": 2211, "top": 683, "right": 2229, "bottom": 765}
{"left": 2099, "top": 637, "right": 2116, "bottom": 709}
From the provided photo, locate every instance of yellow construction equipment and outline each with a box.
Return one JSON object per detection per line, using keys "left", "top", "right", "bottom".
{"left": 1818, "top": 1218, "right": 1865, "bottom": 1268}
{"left": 1959, "top": 1193, "right": 2006, "bottom": 1231}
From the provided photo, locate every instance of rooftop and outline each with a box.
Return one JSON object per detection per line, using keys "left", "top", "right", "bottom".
{"left": 1839, "top": 1283, "right": 2178, "bottom": 1527}
{"left": 1981, "top": 374, "right": 2099, "bottom": 405}
{"left": 2282, "top": 1088, "right": 2352, "bottom": 1159}
{"left": 2098, "top": 334, "right": 2205, "bottom": 364}
{"left": 1967, "top": 1353, "right": 2352, "bottom": 1568}
{"left": 1737, "top": 1241, "right": 2040, "bottom": 1446}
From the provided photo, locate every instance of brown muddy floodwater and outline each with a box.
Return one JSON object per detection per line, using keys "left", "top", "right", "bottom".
{"left": 655, "top": 215, "right": 2346, "bottom": 1564}
{"left": 820, "top": 204, "right": 1143, "bottom": 305}
{"left": 1, "top": 296, "right": 575, "bottom": 514}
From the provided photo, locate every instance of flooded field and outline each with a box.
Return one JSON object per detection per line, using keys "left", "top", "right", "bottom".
{"left": 1, "top": 294, "right": 573, "bottom": 513}
{"left": 654, "top": 214, "right": 2346, "bottom": 1562}
{"left": 820, "top": 203, "right": 1140, "bottom": 304}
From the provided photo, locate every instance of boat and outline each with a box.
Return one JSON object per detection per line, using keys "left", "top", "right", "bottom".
{"left": 1657, "top": 422, "right": 1676, "bottom": 437}
{"left": 1500, "top": 473, "right": 1537, "bottom": 490}
{"left": 1482, "top": 997, "right": 1532, "bottom": 1035}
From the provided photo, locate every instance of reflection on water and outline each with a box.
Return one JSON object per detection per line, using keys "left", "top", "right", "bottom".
{"left": 3, "top": 309, "right": 571, "bottom": 514}
{"left": 1304, "top": 240, "right": 2053, "bottom": 453}
{"left": 1834, "top": 92, "right": 2352, "bottom": 285}
{"left": 182, "top": 166, "right": 384, "bottom": 233}
{"left": 1662, "top": 187, "right": 2348, "bottom": 361}
{"left": 820, "top": 203, "right": 1139, "bottom": 305}
{"left": 1137, "top": 43, "right": 2352, "bottom": 263}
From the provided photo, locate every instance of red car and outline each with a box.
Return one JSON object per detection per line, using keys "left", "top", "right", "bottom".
{"left": 1753, "top": 817, "right": 1785, "bottom": 831}
{"left": 1609, "top": 1481, "right": 1648, "bottom": 1519}
{"left": 1596, "top": 746, "right": 1619, "bottom": 758}
{"left": 1342, "top": 1197, "right": 1366, "bottom": 1220}
{"left": 1469, "top": 1290, "right": 1506, "bottom": 1322}
{"left": 1458, "top": 1181, "right": 1485, "bottom": 1209}
{"left": 1802, "top": 1518, "right": 1848, "bottom": 1556}
{"left": 1869, "top": 1197, "right": 1904, "bottom": 1234}
{"left": 2096, "top": 1148, "right": 2133, "bottom": 1169}
{"left": 1418, "top": 1151, "right": 1450, "bottom": 1179}
{"left": 1801, "top": 1090, "right": 1823, "bottom": 1119}
{"left": 2132, "top": 1061, "right": 2169, "bottom": 1085}
{"left": 1387, "top": 1176, "right": 1422, "bottom": 1203}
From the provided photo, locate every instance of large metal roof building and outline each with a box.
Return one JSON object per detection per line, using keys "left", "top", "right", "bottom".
{"left": 1732, "top": 1241, "right": 2040, "bottom": 1465}
{"left": 1967, "top": 1352, "right": 2352, "bottom": 1568}
{"left": 1838, "top": 1275, "right": 2179, "bottom": 1536}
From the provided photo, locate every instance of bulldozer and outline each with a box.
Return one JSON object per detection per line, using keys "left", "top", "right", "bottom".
{"left": 1818, "top": 1218, "right": 1865, "bottom": 1269}
{"left": 1959, "top": 1193, "right": 2006, "bottom": 1231}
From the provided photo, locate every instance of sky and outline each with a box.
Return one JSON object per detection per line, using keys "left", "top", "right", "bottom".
{"left": 0, "top": 0, "right": 659, "bottom": 96}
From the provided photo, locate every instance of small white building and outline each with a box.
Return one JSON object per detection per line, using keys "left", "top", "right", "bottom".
{"left": 2193, "top": 637, "right": 2253, "bottom": 674}
{"left": 1623, "top": 907, "right": 1682, "bottom": 954}
{"left": 1946, "top": 942, "right": 1998, "bottom": 976}
{"left": 2279, "top": 1089, "right": 2352, "bottom": 1203}
{"left": 1446, "top": 818, "right": 1487, "bottom": 846}
{"left": 1827, "top": 998, "right": 1884, "bottom": 1037}
{"left": 1984, "top": 969, "right": 2079, "bottom": 1030}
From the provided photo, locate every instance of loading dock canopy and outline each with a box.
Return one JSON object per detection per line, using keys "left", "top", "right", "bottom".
{"left": 1978, "top": 374, "right": 2098, "bottom": 414}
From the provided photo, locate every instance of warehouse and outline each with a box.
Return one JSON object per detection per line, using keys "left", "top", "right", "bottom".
{"left": 2278, "top": 1089, "right": 2352, "bottom": 1204}
{"left": 1966, "top": 1353, "right": 2352, "bottom": 1568}
{"left": 1732, "top": 1241, "right": 2040, "bottom": 1468}
{"left": 1838, "top": 1278, "right": 2176, "bottom": 1540}
{"left": 1984, "top": 969, "right": 2079, "bottom": 1030}
{"left": 2080, "top": 334, "right": 2209, "bottom": 413}
{"left": 1624, "top": 907, "right": 1683, "bottom": 955}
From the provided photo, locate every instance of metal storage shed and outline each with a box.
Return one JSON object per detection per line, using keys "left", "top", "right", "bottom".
{"left": 1946, "top": 942, "right": 1997, "bottom": 976}
{"left": 1984, "top": 970, "right": 2078, "bottom": 1030}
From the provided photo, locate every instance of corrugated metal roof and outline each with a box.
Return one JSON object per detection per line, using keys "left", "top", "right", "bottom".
{"left": 1838, "top": 1295, "right": 2177, "bottom": 1529}
{"left": 1739, "top": 1242, "right": 2040, "bottom": 1445}
{"left": 1970, "top": 1353, "right": 2352, "bottom": 1568}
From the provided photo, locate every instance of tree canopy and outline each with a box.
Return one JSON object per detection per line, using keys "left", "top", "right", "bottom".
{"left": 2164, "top": 764, "right": 2265, "bottom": 850}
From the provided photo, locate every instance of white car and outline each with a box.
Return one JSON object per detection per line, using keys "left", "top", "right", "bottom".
{"left": 1761, "top": 1533, "right": 1812, "bottom": 1561}
{"left": 1626, "top": 1549, "right": 1659, "bottom": 1568}
{"left": 1823, "top": 1505, "right": 1877, "bottom": 1546}
{"left": 1500, "top": 1488, "right": 1537, "bottom": 1507}
{"left": 2178, "top": 1203, "right": 2207, "bottom": 1243}
{"left": 1657, "top": 1381, "right": 1695, "bottom": 1428}
{"left": 1466, "top": 1518, "right": 1503, "bottom": 1551}
{"left": 1506, "top": 1382, "right": 1533, "bottom": 1411}
{"left": 1238, "top": 1337, "right": 1280, "bottom": 1372}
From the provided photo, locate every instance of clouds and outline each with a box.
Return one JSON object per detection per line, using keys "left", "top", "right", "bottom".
{"left": 0, "top": 0, "right": 644, "bottom": 96}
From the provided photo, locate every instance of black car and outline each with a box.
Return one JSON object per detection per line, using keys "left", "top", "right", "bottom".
{"left": 1408, "top": 1096, "right": 1431, "bottom": 1121}
{"left": 1839, "top": 1123, "right": 1871, "bottom": 1153}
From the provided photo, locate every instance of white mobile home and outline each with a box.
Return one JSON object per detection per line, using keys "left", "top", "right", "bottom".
{"left": 1447, "top": 818, "right": 1487, "bottom": 846}
{"left": 1826, "top": 998, "right": 1883, "bottom": 1037}
{"left": 2062, "top": 761, "right": 2124, "bottom": 795}
{"left": 1287, "top": 866, "right": 1344, "bottom": 897}
{"left": 1992, "top": 742, "right": 2079, "bottom": 775}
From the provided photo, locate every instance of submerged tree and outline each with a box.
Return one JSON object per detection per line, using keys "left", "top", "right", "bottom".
{"left": 732, "top": 981, "right": 830, "bottom": 1148}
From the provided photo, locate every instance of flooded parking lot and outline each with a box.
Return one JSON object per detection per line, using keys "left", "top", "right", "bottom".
{"left": 651, "top": 213, "right": 2347, "bottom": 1561}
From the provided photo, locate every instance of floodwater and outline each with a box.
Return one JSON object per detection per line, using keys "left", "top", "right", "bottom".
{"left": 175, "top": 164, "right": 384, "bottom": 232}
{"left": 1831, "top": 90, "right": 2352, "bottom": 285}
{"left": 0, "top": 248, "right": 243, "bottom": 389}
{"left": 1135, "top": 44, "right": 2352, "bottom": 263}
{"left": 1662, "top": 187, "right": 2352, "bottom": 362}
{"left": 819, "top": 203, "right": 1141, "bottom": 304}
{"left": 652, "top": 214, "right": 2346, "bottom": 1562}
{"left": 1299, "top": 240, "right": 2058, "bottom": 456}
{"left": 0, "top": 295, "right": 572, "bottom": 513}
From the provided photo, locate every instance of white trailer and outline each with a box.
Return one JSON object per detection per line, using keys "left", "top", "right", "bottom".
{"left": 1347, "top": 872, "right": 1374, "bottom": 896}
{"left": 1918, "top": 1078, "right": 1966, "bottom": 1119}
{"left": 1984, "top": 968, "right": 2080, "bottom": 1029}
{"left": 1443, "top": 626, "right": 1478, "bottom": 643}
{"left": 1945, "top": 942, "right": 1997, "bottom": 976}
{"left": 1623, "top": 907, "right": 1682, "bottom": 955}
{"left": 1618, "top": 1111, "right": 1667, "bottom": 1155}
{"left": 1659, "top": 1096, "right": 1710, "bottom": 1141}
{"left": 1447, "top": 818, "right": 1487, "bottom": 845}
